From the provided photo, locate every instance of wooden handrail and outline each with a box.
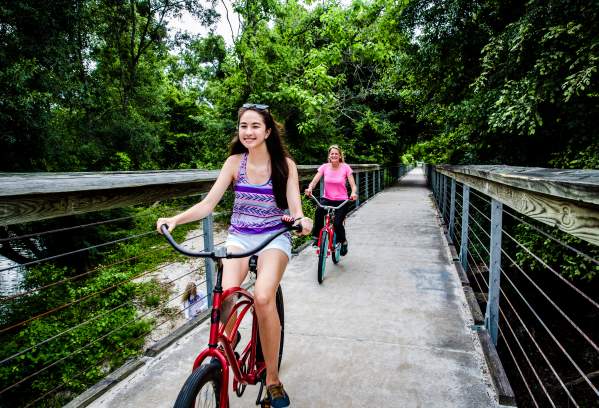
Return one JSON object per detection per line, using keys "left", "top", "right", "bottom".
{"left": 0, "top": 164, "right": 382, "bottom": 226}
{"left": 435, "top": 165, "right": 599, "bottom": 246}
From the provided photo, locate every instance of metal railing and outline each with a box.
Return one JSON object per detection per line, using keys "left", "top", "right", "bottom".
{"left": 427, "top": 164, "right": 599, "bottom": 407}
{"left": 0, "top": 163, "right": 410, "bottom": 407}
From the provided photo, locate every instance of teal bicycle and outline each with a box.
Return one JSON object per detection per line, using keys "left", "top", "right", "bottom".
{"left": 309, "top": 195, "right": 349, "bottom": 284}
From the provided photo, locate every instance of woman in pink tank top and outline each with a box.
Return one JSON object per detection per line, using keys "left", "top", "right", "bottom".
{"left": 157, "top": 104, "right": 312, "bottom": 407}
{"left": 304, "top": 145, "right": 358, "bottom": 256}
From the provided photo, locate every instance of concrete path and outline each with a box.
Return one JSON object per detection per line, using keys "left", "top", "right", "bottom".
{"left": 87, "top": 168, "right": 498, "bottom": 408}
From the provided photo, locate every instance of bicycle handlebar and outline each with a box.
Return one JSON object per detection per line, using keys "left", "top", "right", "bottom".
{"left": 308, "top": 194, "right": 350, "bottom": 210}
{"left": 160, "top": 220, "right": 302, "bottom": 260}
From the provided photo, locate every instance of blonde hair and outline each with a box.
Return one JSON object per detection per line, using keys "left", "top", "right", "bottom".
{"left": 182, "top": 282, "right": 197, "bottom": 303}
{"left": 327, "top": 145, "right": 344, "bottom": 163}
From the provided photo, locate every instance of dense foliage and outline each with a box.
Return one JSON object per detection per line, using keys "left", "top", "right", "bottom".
{"left": 401, "top": 0, "right": 599, "bottom": 167}
{"left": 2, "top": 0, "right": 596, "bottom": 171}
{"left": 1, "top": 0, "right": 597, "bottom": 406}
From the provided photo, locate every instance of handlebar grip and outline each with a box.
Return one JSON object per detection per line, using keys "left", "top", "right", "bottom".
{"left": 160, "top": 224, "right": 214, "bottom": 258}
{"left": 282, "top": 218, "right": 303, "bottom": 232}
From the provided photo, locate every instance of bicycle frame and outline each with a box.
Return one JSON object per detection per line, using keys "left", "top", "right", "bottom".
{"left": 310, "top": 195, "right": 349, "bottom": 255}
{"left": 161, "top": 223, "right": 299, "bottom": 408}
{"left": 317, "top": 212, "right": 335, "bottom": 256}
{"left": 191, "top": 263, "right": 263, "bottom": 407}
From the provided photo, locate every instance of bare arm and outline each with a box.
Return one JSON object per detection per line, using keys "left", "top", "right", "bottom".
{"left": 156, "top": 155, "right": 239, "bottom": 233}
{"left": 348, "top": 173, "right": 358, "bottom": 200}
{"left": 303, "top": 170, "right": 323, "bottom": 197}
{"left": 286, "top": 158, "right": 313, "bottom": 235}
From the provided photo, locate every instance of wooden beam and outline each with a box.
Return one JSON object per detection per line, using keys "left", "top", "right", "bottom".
{"left": 0, "top": 164, "right": 382, "bottom": 226}
{"left": 0, "top": 181, "right": 214, "bottom": 226}
{"left": 439, "top": 165, "right": 599, "bottom": 206}
{"left": 477, "top": 327, "right": 516, "bottom": 406}
{"left": 436, "top": 167, "right": 599, "bottom": 246}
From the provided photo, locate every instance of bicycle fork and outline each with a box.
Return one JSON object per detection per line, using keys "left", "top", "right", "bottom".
{"left": 191, "top": 262, "right": 232, "bottom": 407}
{"left": 316, "top": 218, "right": 333, "bottom": 257}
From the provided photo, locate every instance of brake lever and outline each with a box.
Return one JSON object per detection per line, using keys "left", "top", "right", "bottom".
{"left": 282, "top": 217, "right": 304, "bottom": 232}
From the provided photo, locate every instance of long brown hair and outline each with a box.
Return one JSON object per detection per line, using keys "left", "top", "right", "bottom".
{"left": 181, "top": 282, "right": 197, "bottom": 303}
{"left": 229, "top": 106, "right": 290, "bottom": 209}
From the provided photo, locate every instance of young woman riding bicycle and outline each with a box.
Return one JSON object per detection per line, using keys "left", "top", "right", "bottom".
{"left": 304, "top": 145, "right": 357, "bottom": 255}
{"left": 156, "top": 103, "right": 312, "bottom": 407}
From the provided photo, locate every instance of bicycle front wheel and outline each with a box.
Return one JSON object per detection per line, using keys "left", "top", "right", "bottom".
{"left": 331, "top": 232, "right": 341, "bottom": 264}
{"left": 173, "top": 362, "right": 223, "bottom": 408}
{"left": 275, "top": 285, "right": 285, "bottom": 367}
{"left": 317, "top": 232, "right": 329, "bottom": 284}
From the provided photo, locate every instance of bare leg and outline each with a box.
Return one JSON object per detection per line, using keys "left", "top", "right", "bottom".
{"left": 254, "top": 249, "right": 288, "bottom": 386}
{"left": 221, "top": 246, "right": 248, "bottom": 334}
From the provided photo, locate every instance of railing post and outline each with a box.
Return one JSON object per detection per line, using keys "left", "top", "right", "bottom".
{"left": 202, "top": 214, "right": 215, "bottom": 308}
{"left": 485, "top": 199, "right": 503, "bottom": 345}
{"left": 320, "top": 177, "right": 324, "bottom": 198}
{"left": 372, "top": 170, "right": 376, "bottom": 196}
{"left": 442, "top": 174, "right": 448, "bottom": 221}
{"left": 460, "top": 186, "right": 470, "bottom": 273}
{"left": 355, "top": 172, "right": 360, "bottom": 207}
{"left": 365, "top": 171, "right": 369, "bottom": 201}
{"left": 438, "top": 171, "right": 442, "bottom": 203}
{"left": 433, "top": 169, "right": 438, "bottom": 202}
{"left": 449, "top": 178, "right": 456, "bottom": 244}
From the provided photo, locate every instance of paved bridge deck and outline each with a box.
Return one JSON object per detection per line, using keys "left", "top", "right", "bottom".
{"left": 87, "top": 168, "right": 498, "bottom": 407}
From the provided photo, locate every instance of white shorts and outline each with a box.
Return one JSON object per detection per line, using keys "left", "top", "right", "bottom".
{"left": 224, "top": 231, "right": 292, "bottom": 261}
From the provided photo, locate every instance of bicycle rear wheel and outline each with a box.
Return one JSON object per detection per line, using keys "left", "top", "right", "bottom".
{"left": 331, "top": 232, "right": 341, "bottom": 264}
{"left": 173, "top": 361, "right": 223, "bottom": 408}
{"left": 317, "top": 231, "right": 329, "bottom": 284}
{"left": 255, "top": 285, "right": 285, "bottom": 369}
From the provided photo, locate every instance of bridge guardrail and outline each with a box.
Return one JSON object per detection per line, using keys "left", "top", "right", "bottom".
{"left": 426, "top": 164, "right": 599, "bottom": 407}
{"left": 0, "top": 163, "right": 411, "bottom": 407}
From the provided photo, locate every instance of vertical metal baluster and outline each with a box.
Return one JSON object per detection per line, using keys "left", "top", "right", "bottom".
{"left": 449, "top": 179, "right": 456, "bottom": 244}
{"left": 460, "top": 186, "right": 470, "bottom": 273}
{"left": 485, "top": 199, "right": 503, "bottom": 345}
{"left": 203, "top": 214, "right": 215, "bottom": 308}
{"left": 355, "top": 172, "right": 361, "bottom": 207}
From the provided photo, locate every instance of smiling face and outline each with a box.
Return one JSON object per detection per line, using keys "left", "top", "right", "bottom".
{"left": 328, "top": 148, "right": 341, "bottom": 164}
{"left": 238, "top": 109, "right": 271, "bottom": 150}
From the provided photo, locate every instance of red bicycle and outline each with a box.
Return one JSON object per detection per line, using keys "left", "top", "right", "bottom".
{"left": 160, "top": 221, "right": 301, "bottom": 408}
{"left": 308, "top": 195, "right": 349, "bottom": 284}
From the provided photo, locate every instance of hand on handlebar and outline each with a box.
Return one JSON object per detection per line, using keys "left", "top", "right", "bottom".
{"left": 304, "top": 188, "right": 313, "bottom": 197}
{"left": 350, "top": 193, "right": 358, "bottom": 201}
{"left": 282, "top": 215, "right": 313, "bottom": 236}
{"left": 156, "top": 217, "right": 177, "bottom": 234}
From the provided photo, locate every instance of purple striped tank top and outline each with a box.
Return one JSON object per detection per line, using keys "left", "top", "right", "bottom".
{"left": 229, "top": 153, "right": 287, "bottom": 235}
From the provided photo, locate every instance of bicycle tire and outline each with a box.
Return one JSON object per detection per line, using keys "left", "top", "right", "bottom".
{"left": 317, "top": 231, "right": 329, "bottom": 284}
{"left": 255, "top": 285, "right": 285, "bottom": 369}
{"left": 173, "top": 361, "right": 223, "bottom": 408}
{"left": 331, "top": 232, "right": 341, "bottom": 264}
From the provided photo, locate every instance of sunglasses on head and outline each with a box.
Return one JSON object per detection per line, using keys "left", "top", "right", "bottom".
{"left": 242, "top": 103, "right": 269, "bottom": 111}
